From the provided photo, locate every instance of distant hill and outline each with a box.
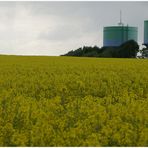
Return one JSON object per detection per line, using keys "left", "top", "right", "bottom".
{"left": 62, "top": 40, "right": 139, "bottom": 58}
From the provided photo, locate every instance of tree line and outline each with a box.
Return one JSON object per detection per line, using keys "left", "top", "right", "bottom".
{"left": 62, "top": 40, "right": 139, "bottom": 58}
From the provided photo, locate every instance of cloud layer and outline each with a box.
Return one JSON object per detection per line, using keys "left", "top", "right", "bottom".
{"left": 0, "top": 1, "right": 147, "bottom": 55}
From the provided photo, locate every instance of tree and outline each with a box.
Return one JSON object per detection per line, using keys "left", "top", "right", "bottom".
{"left": 118, "top": 40, "right": 139, "bottom": 58}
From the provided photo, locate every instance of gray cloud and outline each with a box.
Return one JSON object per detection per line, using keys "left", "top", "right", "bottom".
{"left": 0, "top": 1, "right": 147, "bottom": 55}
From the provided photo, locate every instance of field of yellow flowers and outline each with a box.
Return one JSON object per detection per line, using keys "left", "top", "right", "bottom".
{"left": 0, "top": 55, "right": 148, "bottom": 146}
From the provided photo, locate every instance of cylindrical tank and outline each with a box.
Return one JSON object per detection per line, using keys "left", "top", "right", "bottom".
{"left": 144, "top": 20, "right": 148, "bottom": 46}
{"left": 103, "top": 26, "right": 138, "bottom": 47}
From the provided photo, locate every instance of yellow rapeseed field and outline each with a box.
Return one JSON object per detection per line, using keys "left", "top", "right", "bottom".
{"left": 0, "top": 55, "right": 148, "bottom": 146}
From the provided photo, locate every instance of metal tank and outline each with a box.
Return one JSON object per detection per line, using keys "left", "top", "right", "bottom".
{"left": 144, "top": 20, "right": 148, "bottom": 47}
{"left": 103, "top": 26, "right": 138, "bottom": 47}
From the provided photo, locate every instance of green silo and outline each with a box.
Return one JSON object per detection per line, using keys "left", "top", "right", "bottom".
{"left": 103, "top": 26, "right": 138, "bottom": 47}
{"left": 144, "top": 20, "right": 148, "bottom": 46}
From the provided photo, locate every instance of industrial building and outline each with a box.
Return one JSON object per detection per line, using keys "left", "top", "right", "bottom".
{"left": 144, "top": 20, "right": 148, "bottom": 47}
{"left": 103, "top": 26, "right": 138, "bottom": 47}
{"left": 102, "top": 11, "right": 148, "bottom": 51}
{"left": 103, "top": 11, "right": 138, "bottom": 47}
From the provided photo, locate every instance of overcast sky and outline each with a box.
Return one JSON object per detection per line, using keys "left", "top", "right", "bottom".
{"left": 0, "top": 1, "right": 147, "bottom": 55}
